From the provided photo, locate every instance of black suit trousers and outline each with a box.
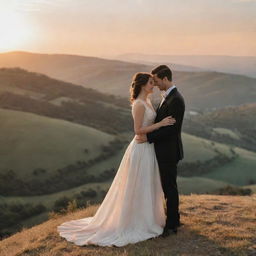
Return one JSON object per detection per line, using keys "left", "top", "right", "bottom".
{"left": 158, "top": 160, "right": 180, "bottom": 228}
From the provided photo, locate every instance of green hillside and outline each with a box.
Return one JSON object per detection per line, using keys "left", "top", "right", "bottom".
{"left": 1, "top": 129, "right": 254, "bottom": 238}
{"left": 0, "top": 67, "right": 132, "bottom": 134}
{"left": 0, "top": 125, "right": 252, "bottom": 195}
{"left": 184, "top": 103, "right": 256, "bottom": 152}
{"left": 0, "top": 108, "right": 114, "bottom": 178}
{"left": 201, "top": 147, "right": 256, "bottom": 186}
{"left": 181, "top": 133, "right": 256, "bottom": 186}
{"left": 182, "top": 133, "right": 232, "bottom": 162}
{"left": 0, "top": 107, "right": 128, "bottom": 197}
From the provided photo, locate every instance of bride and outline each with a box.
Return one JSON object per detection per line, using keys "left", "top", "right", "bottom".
{"left": 57, "top": 72, "right": 176, "bottom": 247}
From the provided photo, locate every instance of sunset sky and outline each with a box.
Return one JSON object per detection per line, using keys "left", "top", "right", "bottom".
{"left": 0, "top": 0, "right": 255, "bottom": 57}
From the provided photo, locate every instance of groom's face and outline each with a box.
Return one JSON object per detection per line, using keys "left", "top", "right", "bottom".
{"left": 153, "top": 74, "right": 165, "bottom": 91}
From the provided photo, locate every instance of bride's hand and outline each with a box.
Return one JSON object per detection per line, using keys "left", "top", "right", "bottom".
{"left": 159, "top": 116, "right": 176, "bottom": 127}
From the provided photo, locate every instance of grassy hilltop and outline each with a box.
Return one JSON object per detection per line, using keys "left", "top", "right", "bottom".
{"left": 0, "top": 194, "right": 255, "bottom": 256}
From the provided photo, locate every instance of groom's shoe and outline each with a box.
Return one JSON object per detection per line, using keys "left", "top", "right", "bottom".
{"left": 169, "top": 227, "right": 178, "bottom": 234}
{"left": 161, "top": 225, "right": 178, "bottom": 237}
{"left": 161, "top": 226, "right": 170, "bottom": 238}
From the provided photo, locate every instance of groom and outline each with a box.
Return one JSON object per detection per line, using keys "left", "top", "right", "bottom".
{"left": 136, "top": 65, "right": 185, "bottom": 237}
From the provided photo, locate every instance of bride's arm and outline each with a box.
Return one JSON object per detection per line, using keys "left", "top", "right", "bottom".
{"left": 133, "top": 102, "right": 175, "bottom": 135}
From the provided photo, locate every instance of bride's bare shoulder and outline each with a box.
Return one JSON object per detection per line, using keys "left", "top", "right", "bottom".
{"left": 132, "top": 99, "right": 144, "bottom": 106}
{"left": 132, "top": 99, "right": 145, "bottom": 112}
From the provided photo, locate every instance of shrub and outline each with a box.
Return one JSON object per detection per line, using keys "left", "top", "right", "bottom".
{"left": 53, "top": 196, "right": 70, "bottom": 213}
{"left": 216, "top": 186, "right": 252, "bottom": 196}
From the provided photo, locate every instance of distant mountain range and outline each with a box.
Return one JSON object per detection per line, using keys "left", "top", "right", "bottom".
{"left": 117, "top": 53, "right": 256, "bottom": 78}
{"left": 174, "top": 71, "right": 256, "bottom": 110}
{"left": 0, "top": 51, "right": 147, "bottom": 97}
{"left": 0, "top": 51, "right": 255, "bottom": 111}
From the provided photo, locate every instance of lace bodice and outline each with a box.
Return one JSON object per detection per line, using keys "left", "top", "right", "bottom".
{"left": 132, "top": 98, "right": 156, "bottom": 127}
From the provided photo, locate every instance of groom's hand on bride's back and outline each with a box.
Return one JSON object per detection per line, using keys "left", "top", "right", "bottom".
{"left": 135, "top": 134, "right": 147, "bottom": 143}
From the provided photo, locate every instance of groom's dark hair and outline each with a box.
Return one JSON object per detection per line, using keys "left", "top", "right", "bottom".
{"left": 151, "top": 65, "right": 172, "bottom": 81}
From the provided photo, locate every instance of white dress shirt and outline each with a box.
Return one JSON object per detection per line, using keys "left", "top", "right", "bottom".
{"left": 159, "top": 85, "right": 176, "bottom": 107}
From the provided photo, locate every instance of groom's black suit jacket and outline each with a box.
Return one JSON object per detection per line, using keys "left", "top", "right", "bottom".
{"left": 147, "top": 87, "right": 185, "bottom": 163}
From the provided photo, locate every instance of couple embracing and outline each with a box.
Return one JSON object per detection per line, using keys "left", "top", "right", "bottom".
{"left": 57, "top": 65, "right": 185, "bottom": 247}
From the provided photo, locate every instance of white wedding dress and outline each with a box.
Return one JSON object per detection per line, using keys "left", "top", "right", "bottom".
{"left": 57, "top": 98, "right": 166, "bottom": 247}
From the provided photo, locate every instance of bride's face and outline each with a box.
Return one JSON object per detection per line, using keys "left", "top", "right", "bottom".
{"left": 143, "top": 77, "right": 154, "bottom": 94}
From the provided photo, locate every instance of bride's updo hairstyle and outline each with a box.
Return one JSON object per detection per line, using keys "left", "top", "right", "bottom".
{"left": 130, "top": 72, "right": 152, "bottom": 103}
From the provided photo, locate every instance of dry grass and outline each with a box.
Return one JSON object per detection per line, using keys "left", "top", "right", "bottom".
{"left": 0, "top": 194, "right": 255, "bottom": 256}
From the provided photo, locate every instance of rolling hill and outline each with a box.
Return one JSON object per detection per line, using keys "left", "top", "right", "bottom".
{"left": 0, "top": 67, "right": 132, "bottom": 134}
{"left": 0, "top": 106, "right": 131, "bottom": 197}
{"left": 117, "top": 53, "right": 256, "bottom": 78}
{"left": 2, "top": 116, "right": 255, "bottom": 196}
{"left": 174, "top": 71, "right": 256, "bottom": 110}
{"left": 0, "top": 51, "right": 147, "bottom": 97}
{"left": 184, "top": 103, "right": 256, "bottom": 152}
{"left": 0, "top": 107, "right": 114, "bottom": 180}
{"left": 1, "top": 52, "right": 256, "bottom": 110}
{"left": 180, "top": 133, "right": 256, "bottom": 186}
